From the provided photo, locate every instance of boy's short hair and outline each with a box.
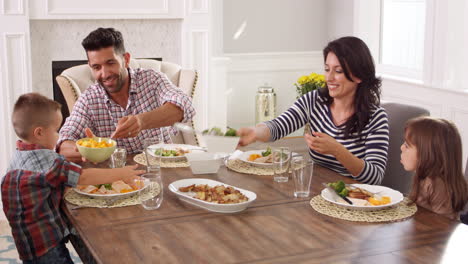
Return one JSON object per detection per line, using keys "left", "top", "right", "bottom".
{"left": 81, "top": 27, "right": 126, "bottom": 55}
{"left": 12, "top": 93, "right": 61, "bottom": 140}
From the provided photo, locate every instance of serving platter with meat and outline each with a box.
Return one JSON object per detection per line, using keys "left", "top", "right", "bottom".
{"left": 169, "top": 178, "right": 257, "bottom": 213}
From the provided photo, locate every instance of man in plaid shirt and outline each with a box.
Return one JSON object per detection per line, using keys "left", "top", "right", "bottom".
{"left": 2, "top": 93, "right": 144, "bottom": 263}
{"left": 58, "top": 27, "right": 195, "bottom": 162}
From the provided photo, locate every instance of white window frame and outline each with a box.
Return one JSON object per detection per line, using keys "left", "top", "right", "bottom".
{"left": 354, "top": 0, "right": 436, "bottom": 85}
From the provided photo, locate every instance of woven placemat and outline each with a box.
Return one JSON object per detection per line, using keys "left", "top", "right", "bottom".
{"left": 226, "top": 159, "right": 275, "bottom": 175}
{"left": 133, "top": 153, "right": 189, "bottom": 168}
{"left": 64, "top": 183, "right": 161, "bottom": 208}
{"left": 310, "top": 195, "right": 417, "bottom": 223}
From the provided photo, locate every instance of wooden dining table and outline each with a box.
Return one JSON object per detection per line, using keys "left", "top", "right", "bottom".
{"left": 62, "top": 138, "right": 465, "bottom": 264}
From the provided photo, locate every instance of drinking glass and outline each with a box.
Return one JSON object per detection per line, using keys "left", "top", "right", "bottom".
{"left": 139, "top": 173, "right": 164, "bottom": 210}
{"left": 292, "top": 156, "right": 314, "bottom": 198}
{"left": 110, "top": 148, "right": 127, "bottom": 168}
{"left": 273, "top": 147, "right": 291, "bottom": 183}
{"left": 143, "top": 136, "right": 164, "bottom": 173}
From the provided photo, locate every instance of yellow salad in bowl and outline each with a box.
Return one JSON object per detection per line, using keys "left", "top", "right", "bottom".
{"left": 76, "top": 137, "right": 117, "bottom": 163}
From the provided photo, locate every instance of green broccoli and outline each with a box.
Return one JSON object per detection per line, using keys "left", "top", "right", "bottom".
{"left": 261, "top": 147, "right": 272, "bottom": 157}
{"left": 338, "top": 188, "right": 349, "bottom": 198}
{"left": 328, "top": 180, "right": 346, "bottom": 193}
{"left": 224, "top": 128, "right": 237, "bottom": 137}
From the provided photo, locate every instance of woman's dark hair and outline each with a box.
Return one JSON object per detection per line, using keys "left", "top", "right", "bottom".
{"left": 81, "top": 27, "right": 126, "bottom": 55}
{"left": 319, "top": 36, "right": 382, "bottom": 137}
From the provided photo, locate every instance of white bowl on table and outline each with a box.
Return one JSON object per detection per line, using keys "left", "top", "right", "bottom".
{"left": 201, "top": 135, "right": 240, "bottom": 154}
{"left": 185, "top": 152, "right": 223, "bottom": 174}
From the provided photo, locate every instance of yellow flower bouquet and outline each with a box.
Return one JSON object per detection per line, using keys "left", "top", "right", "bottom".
{"left": 294, "top": 73, "right": 326, "bottom": 99}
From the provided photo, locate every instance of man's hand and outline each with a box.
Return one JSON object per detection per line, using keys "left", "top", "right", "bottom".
{"left": 111, "top": 115, "right": 143, "bottom": 138}
{"left": 304, "top": 131, "right": 344, "bottom": 156}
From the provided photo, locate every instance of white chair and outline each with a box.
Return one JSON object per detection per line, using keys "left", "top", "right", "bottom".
{"left": 381, "top": 102, "right": 429, "bottom": 194}
{"left": 55, "top": 59, "right": 198, "bottom": 145}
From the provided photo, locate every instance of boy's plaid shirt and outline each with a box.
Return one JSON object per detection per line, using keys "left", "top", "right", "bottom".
{"left": 1, "top": 141, "right": 81, "bottom": 260}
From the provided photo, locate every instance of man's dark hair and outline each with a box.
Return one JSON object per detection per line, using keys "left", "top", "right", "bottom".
{"left": 81, "top": 27, "right": 126, "bottom": 55}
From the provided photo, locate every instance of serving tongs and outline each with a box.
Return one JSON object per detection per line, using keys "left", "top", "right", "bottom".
{"left": 322, "top": 183, "right": 353, "bottom": 205}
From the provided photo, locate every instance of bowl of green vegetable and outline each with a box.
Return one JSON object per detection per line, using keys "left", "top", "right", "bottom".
{"left": 201, "top": 127, "right": 240, "bottom": 154}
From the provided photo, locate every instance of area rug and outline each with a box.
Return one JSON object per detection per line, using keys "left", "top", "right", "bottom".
{"left": 0, "top": 220, "right": 83, "bottom": 263}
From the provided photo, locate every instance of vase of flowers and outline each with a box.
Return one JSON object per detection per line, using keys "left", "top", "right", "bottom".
{"left": 294, "top": 72, "right": 326, "bottom": 134}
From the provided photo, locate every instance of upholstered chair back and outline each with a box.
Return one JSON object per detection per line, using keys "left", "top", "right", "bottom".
{"left": 381, "top": 102, "right": 429, "bottom": 194}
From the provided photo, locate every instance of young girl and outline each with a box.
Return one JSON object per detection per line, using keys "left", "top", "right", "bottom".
{"left": 400, "top": 116, "right": 468, "bottom": 220}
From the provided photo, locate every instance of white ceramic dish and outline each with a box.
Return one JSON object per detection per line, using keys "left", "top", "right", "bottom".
{"left": 238, "top": 150, "right": 274, "bottom": 167}
{"left": 238, "top": 150, "right": 299, "bottom": 167}
{"left": 321, "top": 184, "right": 404, "bottom": 211}
{"left": 201, "top": 135, "right": 240, "bottom": 154}
{"left": 73, "top": 179, "right": 149, "bottom": 200}
{"left": 147, "top": 144, "right": 205, "bottom": 161}
{"left": 185, "top": 152, "right": 223, "bottom": 174}
{"left": 168, "top": 178, "right": 257, "bottom": 213}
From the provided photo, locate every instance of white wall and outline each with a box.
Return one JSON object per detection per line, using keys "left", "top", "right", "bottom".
{"left": 326, "top": 0, "right": 354, "bottom": 40}
{"left": 221, "top": 0, "right": 356, "bottom": 132}
{"left": 223, "top": 0, "right": 327, "bottom": 53}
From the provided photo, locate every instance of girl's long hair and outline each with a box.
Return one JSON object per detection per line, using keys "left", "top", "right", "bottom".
{"left": 319, "top": 36, "right": 382, "bottom": 137}
{"left": 405, "top": 116, "right": 468, "bottom": 212}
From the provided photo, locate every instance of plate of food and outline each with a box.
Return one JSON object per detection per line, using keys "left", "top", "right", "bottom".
{"left": 147, "top": 144, "right": 205, "bottom": 161}
{"left": 168, "top": 178, "right": 257, "bottom": 213}
{"left": 321, "top": 180, "right": 404, "bottom": 211}
{"left": 74, "top": 179, "right": 148, "bottom": 200}
{"left": 238, "top": 147, "right": 274, "bottom": 167}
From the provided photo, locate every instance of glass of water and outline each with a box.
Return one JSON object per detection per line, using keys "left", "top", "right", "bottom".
{"left": 139, "top": 172, "right": 163, "bottom": 210}
{"left": 273, "top": 147, "right": 291, "bottom": 183}
{"left": 110, "top": 148, "right": 127, "bottom": 168}
{"left": 292, "top": 156, "right": 314, "bottom": 198}
{"left": 143, "top": 137, "right": 163, "bottom": 173}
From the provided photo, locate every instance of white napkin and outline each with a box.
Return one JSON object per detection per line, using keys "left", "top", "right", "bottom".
{"left": 228, "top": 150, "right": 244, "bottom": 160}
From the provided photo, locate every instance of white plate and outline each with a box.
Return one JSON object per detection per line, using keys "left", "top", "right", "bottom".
{"left": 321, "top": 184, "right": 404, "bottom": 211}
{"left": 238, "top": 150, "right": 274, "bottom": 167}
{"left": 168, "top": 178, "right": 257, "bottom": 213}
{"left": 147, "top": 144, "right": 205, "bottom": 161}
{"left": 73, "top": 179, "right": 150, "bottom": 200}
{"left": 239, "top": 150, "right": 299, "bottom": 167}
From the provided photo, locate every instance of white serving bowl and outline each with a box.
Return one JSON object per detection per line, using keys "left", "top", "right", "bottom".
{"left": 201, "top": 135, "right": 240, "bottom": 154}
{"left": 185, "top": 152, "right": 223, "bottom": 174}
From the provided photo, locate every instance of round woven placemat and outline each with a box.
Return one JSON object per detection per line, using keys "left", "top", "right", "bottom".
{"left": 310, "top": 195, "right": 417, "bottom": 223}
{"left": 64, "top": 183, "right": 161, "bottom": 208}
{"left": 226, "top": 159, "right": 274, "bottom": 175}
{"left": 133, "top": 153, "right": 189, "bottom": 168}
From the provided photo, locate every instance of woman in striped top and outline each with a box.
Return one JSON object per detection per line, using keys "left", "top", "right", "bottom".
{"left": 238, "top": 36, "right": 389, "bottom": 184}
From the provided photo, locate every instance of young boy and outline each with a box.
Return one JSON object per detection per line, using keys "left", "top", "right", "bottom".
{"left": 2, "top": 93, "right": 144, "bottom": 264}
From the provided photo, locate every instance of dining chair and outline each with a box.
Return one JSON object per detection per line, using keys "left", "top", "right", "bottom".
{"left": 55, "top": 59, "right": 198, "bottom": 145}
{"left": 380, "top": 102, "right": 430, "bottom": 194}
{"left": 465, "top": 158, "right": 468, "bottom": 180}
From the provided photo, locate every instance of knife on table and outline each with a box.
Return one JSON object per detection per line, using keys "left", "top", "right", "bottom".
{"left": 321, "top": 183, "right": 353, "bottom": 205}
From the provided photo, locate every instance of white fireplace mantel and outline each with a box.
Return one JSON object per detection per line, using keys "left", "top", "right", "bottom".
{"left": 0, "top": 0, "right": 215, "bottom": 175}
